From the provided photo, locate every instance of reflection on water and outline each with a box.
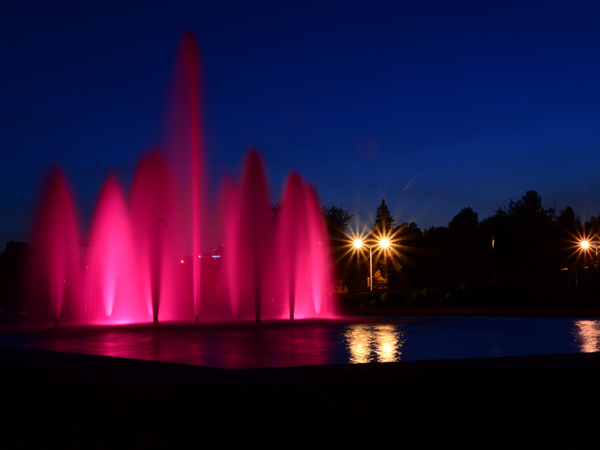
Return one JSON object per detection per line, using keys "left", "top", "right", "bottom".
{"left": 28, "top": 323, "right": 338, "bottom": 369}
{"left": 3, "top": 316, "right": 600, "bottom": 369}
{"left": 342, "top": 323, "right": 405, "bottom": 363}
{"left": 574, "top": 320, "right": 600, "bottom": 353}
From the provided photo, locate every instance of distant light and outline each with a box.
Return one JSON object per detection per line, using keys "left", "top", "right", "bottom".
{"left": 212, "top": 255, "right": 221, "bottom": 259}
{"left": 180, "top": 259, "right": 185, "bottom": 264}
{"left": 379, "top": 238, "right": 390, "bottom": 249}
{"left": 581, "top": 240, "right": 590, "bottom": 250}
{"left": 353, "top": 239, "right": 363, "bottom": 249}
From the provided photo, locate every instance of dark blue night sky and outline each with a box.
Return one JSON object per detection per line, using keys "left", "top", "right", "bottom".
{"left": 2, "top": 0, "right": 600, "bottom": 247}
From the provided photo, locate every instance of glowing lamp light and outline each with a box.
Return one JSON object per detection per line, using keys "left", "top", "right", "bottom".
{"left": 349, "top": 231, "right": 398, "bottom": 292}
{"left": 581, "top": 240, "right": 590, "bottom": 250}
{"left": 379, "top": 238, "right": 390, "bottom": 249}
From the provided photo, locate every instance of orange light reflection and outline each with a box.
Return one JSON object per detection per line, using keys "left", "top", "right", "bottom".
{"left": 575, "top": 320, "right": 600, "bottom": 353}
{"left": 343, "top": 323, "right": 405, "bottom": 363}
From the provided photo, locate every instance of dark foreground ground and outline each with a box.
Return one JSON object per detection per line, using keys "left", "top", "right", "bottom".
{"left": 2, "top": 340, "right": 600, "bottom": 448}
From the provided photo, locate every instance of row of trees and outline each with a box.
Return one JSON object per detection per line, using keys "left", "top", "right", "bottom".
{"left": 324, "top": 190, "right": 600, "bottom": 306}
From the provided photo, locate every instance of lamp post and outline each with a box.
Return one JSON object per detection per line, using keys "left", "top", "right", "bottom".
{"left": 353, "top": 237, "right": 394, "bottom": 291}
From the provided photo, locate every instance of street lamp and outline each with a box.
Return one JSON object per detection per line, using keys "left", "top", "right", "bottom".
{"left": 580, "top": 238, "right": 599, "bottom": 265}
{"left": 352, "top": 236, "right": 395, "bottom": 291}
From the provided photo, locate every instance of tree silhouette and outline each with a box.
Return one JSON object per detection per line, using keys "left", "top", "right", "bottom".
{"left": 505, "top": 190, "right": 556, "bottom": 273}
{"left": 368, "top": 200, "right": 398, "bottom": 289}
{"left": 373, "top": 199, "right": 395, "bottom": 234}
{"left": 0, "top": 241, "right": 32, "bottom": 312}
{"left": 556, "top": 206, "right": 580, "bottom": 232}
{"left": 389, "top": 221, "right": 424, "bottom": 290}
{"left": 555, "top": 206, "right": 583, "bottom": 269}
{"left": 507, "top": 190, "right": 554, "bottom": 225}
{"left": 448, "top": 207, "right": 479, "bottom": 239}
{"left": 322, "top": 203, "right": 355, "bottom": 291}
{"left": 446, "top": 207, "right": 483, "bottom": 280}
{"left": 323, "top": 203, "right": 353, "bottom": 238}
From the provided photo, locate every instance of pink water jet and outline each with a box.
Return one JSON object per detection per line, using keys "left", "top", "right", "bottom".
{"left": 87, "top": 174, "right": 144, "bottom": 323}
{"left": 26, "top": 32, "right": 337, "bottom": 325}
{"left": 129, "top": 150, "right": 183, "bottom": 323}
{"left": 224, "top": 150, "right": 275, "bottom": 322}
{"left": 163, "top": 32, "right": 206, "bottom": 321}
{"left": 29, "top": 167, "right": 81, "bottom": 325}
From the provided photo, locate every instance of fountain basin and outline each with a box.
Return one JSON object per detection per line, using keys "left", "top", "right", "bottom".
{"left": 1, "top": 314, "right": 598, "bottom": 369}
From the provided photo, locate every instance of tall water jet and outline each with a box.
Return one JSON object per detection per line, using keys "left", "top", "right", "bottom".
{"left": 278, "top": 173, "right": 307, "bottom": 320}
{"left": 129, "top": 150, "right": 180, "bottom": 323}
{"left": 87, "top": 174, "right": 143, "bottom": 323}
{"left": 29, "top": 167, "right": 81, "bottom": 325}
{"left": 217, "top": 175, "right": 241, "bottom": 317}
{"left": 226, "top": 150, "right": 274, "bottom": 322}
{"left": 276, "top": 175, "right": 335, "bottom": 319}
{"left": 303, "top": 184, "right": 335, "bottom": 317}
{"left": 163, "top": 31, "right": 206, "bottom": 321}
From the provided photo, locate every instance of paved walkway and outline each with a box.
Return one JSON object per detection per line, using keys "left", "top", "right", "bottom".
{"left": 2, "top": 344, "right": 600, "bottom": 447}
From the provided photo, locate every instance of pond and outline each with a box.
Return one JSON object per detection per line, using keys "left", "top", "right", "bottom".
{"left": 1, "top": 315, "right": 598, "bottom": 369}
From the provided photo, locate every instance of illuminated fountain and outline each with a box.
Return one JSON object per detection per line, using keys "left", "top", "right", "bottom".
{"left": 26, "top": 32, "right": 336, "bottom": 325}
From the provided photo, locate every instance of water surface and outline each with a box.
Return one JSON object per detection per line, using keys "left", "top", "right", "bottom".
{"left": 1, "top": 315, "right": 598, "bottom": 369}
